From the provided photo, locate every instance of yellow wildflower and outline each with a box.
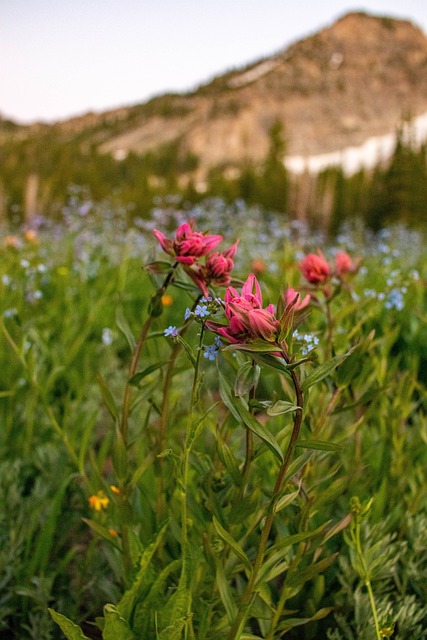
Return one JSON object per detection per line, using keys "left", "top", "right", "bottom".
{"left": 110, "top": 485, "right": 120, "bottom": 495}
{"left": 88, "top": 490, "right": 109, "bottom": 511}
{"left": 161, "top": 294, "right": 173, "bottom": 307}
{"left": 3, "top": 235, "right": 20, "bottom": 249}
{"left": 24, "top": 229, "right": 39, "bottom": 244}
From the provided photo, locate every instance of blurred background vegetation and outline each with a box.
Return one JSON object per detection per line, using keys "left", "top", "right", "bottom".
{"left": 1, "top": 116, "right": 427, "bottom": 234}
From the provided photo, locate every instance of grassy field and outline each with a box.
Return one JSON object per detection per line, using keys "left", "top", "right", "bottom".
{"left": 0, "top": 198, "right": 426, "bottom": 639}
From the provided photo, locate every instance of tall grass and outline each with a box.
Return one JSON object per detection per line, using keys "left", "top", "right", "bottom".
{"left": 0, "top": 198, "right": 426, "bottom": 639}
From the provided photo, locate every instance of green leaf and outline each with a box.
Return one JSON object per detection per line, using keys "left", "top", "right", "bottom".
{"left": 175, "top": 334, "right": 196, "bottom": 366}
{"left": 216, "top": 559, "right": 237, "bottom": 622}
{"left": 273, "top": 486, "right": 301, "bottom": 514}
{"left": 223, "top": 341, "right": 280, "bottom": 353}
{"left": 248, "top": 352, "right": 292, "bottom": 379}
{"left": 115, "top": 307, "right": 136, "bottom": 351}
{"left": 277, "top": 607, "right": 334, "bottom": 632}
{"left": 81, "top": 519, "right": 121, "bottom": 548}
{"left": 213, "top": 516, "right": 252, "bottom": 571}
{"left": 219, "top": 371, "right": 283, "bottom": 463}
{"left": 285, "top": 553, "right": 338, "bottom": 589}
{"left": 96, "top": 372, "right": 118, "bottom": 421}
{"left": 265, "top": 400, "right": 301, "bottom": 416}
{"left": 234, "top": 362, "right": 260, "bottom": 397}
{"left": 128, "top": 361, "right": 167, "bottom": 386}
{"left": 118, "top": 522, "right": 168, "bottom": 621}
{"left": 216, "top": 434, "right": 241, "bottom": 486}
{"left": 27, "top": 473, "right": 76, "bottom": 576}
{"left": 295, "top": 439, "right": 342, "bottom": 452}
{"left": 335, "top": 345, "right": 363, "bottom": 386}
{"left": 333, "top": 385, "right": 385, "bottom": 413}
{"left": 301, "top": 349, "right": 354, "bottom": 392}
{"left": 112, "top": 426, "right": 128, "bottom": 481}
{"left": 257, "top": 522, "right": 331, "bottom": 586}
{"left": 103, "top": 604, "right": 135, "bottom": 640}
{"left": 48, "top": 609, "right": 90, "bottom": 640}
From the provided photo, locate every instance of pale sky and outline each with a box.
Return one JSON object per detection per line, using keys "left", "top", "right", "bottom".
{"left": 1, "top": 1, "right": 427, "bottom": 124}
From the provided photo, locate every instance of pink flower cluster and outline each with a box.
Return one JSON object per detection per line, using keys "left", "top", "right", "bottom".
{"left": 207, "top": 274, "right": 281, "bottom": 344}
{"left": 299, "top": 250, "right": 357, "bottom": 285}
{"left": 153, "top": 220, "right": 238, "bottom": 296}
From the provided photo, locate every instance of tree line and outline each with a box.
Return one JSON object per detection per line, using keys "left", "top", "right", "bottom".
{"left": 1, "top": 121, "right": 426, "bottom": 232}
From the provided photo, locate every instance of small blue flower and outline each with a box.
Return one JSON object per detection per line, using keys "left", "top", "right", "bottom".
{"left": 164, "top": 325, "right": 179, "bottom": 337}
{"left": 214, "top": 336, "right": 223, "bottom": 348}
{"left": 102, "top": 328, "right": 114, "bottom": 345}
{"left": 200, "top": 296, "right": 212, "bottom": 303}
{"left": 204, "top": 345, "right": 219, "bottom": 361}
{"left": 195, "top": 304, "right": 210, "bottom": 318}
{"left": 3, "top": 308, "right": 17, "bottom": 318}
{"left": 184, "top": 307, "right": 191, "bottom": 320}
{"left": 385, "top": 289, "right": 404, "bottom": 311}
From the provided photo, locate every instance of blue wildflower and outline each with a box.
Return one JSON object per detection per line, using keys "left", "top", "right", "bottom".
{"left": 164, "top": 325, "right": 179, "bottom": 337}
{"left": 195, "top": 304, "right": 210, "bottom": 318}
{"left": 385, "top": 289, "right": 404, "bottom": 311}
{"left": 204, "top": 345, "right": 219, "bottom": 361}
{"left": 102, "top": 328, "right": 114, "bottom": 345}
{"left": 184, "top": 307, "right": 191, "bottom": 320}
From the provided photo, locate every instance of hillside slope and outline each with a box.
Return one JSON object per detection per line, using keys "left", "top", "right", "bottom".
{"left": 2, "top": 10, "right": 427, "bottom": 182}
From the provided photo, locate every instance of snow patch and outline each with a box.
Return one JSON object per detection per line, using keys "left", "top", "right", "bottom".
{"left": 285, "top": 111, "right": 427, "bottom": 175}
{"left": 228, "top": 59, "right": 281, "bottom": 88}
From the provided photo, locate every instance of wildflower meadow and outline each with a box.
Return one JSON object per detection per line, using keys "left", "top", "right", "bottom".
{"left": 0, "top": 198, "right": 426, "bottom": 639}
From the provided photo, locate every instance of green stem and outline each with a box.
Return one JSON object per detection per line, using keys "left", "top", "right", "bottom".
{"left": 239, "top": 376, "right": 257, "bottom": 500}
{"left": 324, "top": 296, "right": 335, "bottom": 359}
{"left": 0, "top": 319, "right": 90, "bottom": 489}
{"left": 353, "top": 516, "right": 382, "bottom": 640}
{"left": 181, "top": 323, "right": 205, "bottom": 554}
{"left": 227, "top": 342, "right": 303, "bottom": 640}
{"left": 120, "top": 262, "right": 178, "bottom": 446}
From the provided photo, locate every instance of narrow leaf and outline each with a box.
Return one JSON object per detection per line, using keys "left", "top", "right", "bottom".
{"left": 223, "top": 342, "right": 280, "bottom": 353}
{"left": 296, "top": 439, "right": 342, "bottom": 452}
{"left": 82, "top": 519, "right": 121, "bottom": 548}
{"left": 216, "top": 559, "right": 237, "bottom": 622}
{"left": 128, "top": 361, "right": 166, "bottom": 386}
{"left": 48, "top": 609, "right": 90, "bottom": 640}
{"left": 96, "top": 373, "right": 118, "bottom": 420}
{"left": 175, "top": 334, "right": 196, "bottom": 365}
{"left": 266, "top": 400, "right": 301, "bottom": 416}
{"left": 234, "top": 362, "right": 260, "bottom": 397}
{"left": 220, "top": 372, "right": 284, "bottom": 462}
{"left": 274, "top": 487, "right": 301, "bottom": 514}
{"left": 213, "top": 516, "right": 252, "bottom": 571}
{"left": 115, "top": 307, "right": 136, "bottom": 351}
{"left": 117, "top": 522, "right": 168, "bottom": 620}
{"left": 285, "top": 554, "right": 338, "bottom": 589}
{"left": 277, "top": 607, "right": 334, "bottom": 632}
{"left": 301, "top": 349, "right": 354, "bottom": 392}
{"left": 103, "top": 604, "right": 135, "bottom": 640}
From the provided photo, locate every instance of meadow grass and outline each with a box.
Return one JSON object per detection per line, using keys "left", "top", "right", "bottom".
{"left": 0, "top": 199, "right": 426, "bottom": 639}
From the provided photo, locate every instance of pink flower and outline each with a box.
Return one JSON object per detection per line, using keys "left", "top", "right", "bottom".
{"left": 299, "top": 251, "right": 331, "bottom": 285}
{"left": 183, "top": 240, "right": 239, "bottom": 296}
{"left": 205, "top": 240, "right": 239, "bottom": 286}
{"left": 335, "top": 251, "right": 356, "bottom": 277}
{"left": 284, "top": 287, "right": 311, "bottom": 311}
{"left": 153, "top": 220, "right": 222, "bottom": 266}
{"left": 207, "top": 274, "right": 280, "bottom": 344}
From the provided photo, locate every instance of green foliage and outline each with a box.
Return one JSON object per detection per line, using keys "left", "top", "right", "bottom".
{"left": 0, "top": 205, "right": 426, "bottom": 639}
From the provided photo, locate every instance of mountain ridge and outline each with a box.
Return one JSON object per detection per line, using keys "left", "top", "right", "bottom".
{"left": 2, "top": 11, "right": 427, "bottom": 182}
